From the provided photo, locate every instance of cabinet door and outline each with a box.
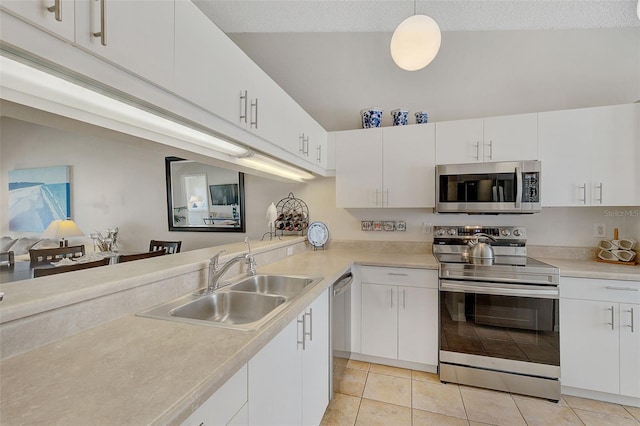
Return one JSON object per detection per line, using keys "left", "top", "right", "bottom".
{"left": 590, "top": 104, "right": 640, "bottom": 206}
{"left": 435, "top": 118, "right": 484, "bottom": 164}
{"left": 248, "top": 318, "right": 302, "bottom": 425}
{"left": 398, "top": 286, "right": 438, "bottom": 365}
{"left": 383, "top": 124, "right": 436, "bottom": 208}
{"left": 174, "top": 0, "right": 249, "bottom": 126}
{"left": 538, "top": 109, "right": 592, "bottom": 206}
{"left": 335, "top": 128, "right": 383, "bottom": 208}
{"left": 302, "top": 289, "right": 330, "bottom": 425}
{"left": 560, "top": 298, "right": 619, "bottom": 394}
{"left": 484, "top": 113, "right": 538, "bottom": 162}
{"left": 75, "top": 0, "right": 174, "bottom": 88}
{"left": 308, "top": 118, "right": 328, "bottom": 169}
{"left": 1, "top": 0, "right": 75, "bottom": 41}
{"left": 361, "top": 283, "right": 397, "bottom": 359}
{"left": 245, "top": 62, "right": 288, "bottom": 145}
{"left": 619, "top": 303, "right": 640, "bottom": 398}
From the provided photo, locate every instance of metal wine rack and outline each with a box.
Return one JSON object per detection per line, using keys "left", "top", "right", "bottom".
{"left": 274, "top": 192, "right": 309, "bottom": 236}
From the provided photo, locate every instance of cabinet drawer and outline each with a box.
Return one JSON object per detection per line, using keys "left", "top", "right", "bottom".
{"left": 360, "top": 266, "right": 436, "bottom": 288}
{"left": 561, "top": 277, "right": 640, "bottom": 304}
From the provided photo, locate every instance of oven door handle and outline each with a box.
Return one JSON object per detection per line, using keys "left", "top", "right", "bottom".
{"left": 440, "top": 280, "right": 559, "bottom": 299}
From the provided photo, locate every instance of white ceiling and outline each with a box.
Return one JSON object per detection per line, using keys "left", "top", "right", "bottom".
{"left": 193, "top": 0, "right": 640, "bottom": 33}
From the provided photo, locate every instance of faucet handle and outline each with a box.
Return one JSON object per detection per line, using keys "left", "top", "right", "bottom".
{"left": 244, "top": 237, "right": 252, "bottom": 254}
{"left": 211, "top": 249, "right": 227, "bottom": 270}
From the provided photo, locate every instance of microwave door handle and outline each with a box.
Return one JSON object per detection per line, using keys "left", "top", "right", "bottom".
{"left": 515, "top": 165, "right": 522, "bottom": 210}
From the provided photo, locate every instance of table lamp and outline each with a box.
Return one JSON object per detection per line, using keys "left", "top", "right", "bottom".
{"left": 42, "top": 219, "right": 85, "bottom": 247}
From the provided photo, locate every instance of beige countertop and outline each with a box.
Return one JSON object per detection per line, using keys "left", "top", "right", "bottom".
{"left": 1, "top": 245, "right": 637, "bottom": 425}
{"left": 0, "top": 248, "right": 437, "bottom": 425}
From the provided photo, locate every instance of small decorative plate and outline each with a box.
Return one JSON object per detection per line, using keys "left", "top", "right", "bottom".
{"left": 307, "top": 221, "right": 329, "bottom": 249}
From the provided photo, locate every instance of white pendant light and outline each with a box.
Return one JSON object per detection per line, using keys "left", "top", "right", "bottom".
{"left": 390, "top": 1, "right": 441, "bottom": 71}
{"left": 637, "top": 0, "right": 640, "bottom": 20}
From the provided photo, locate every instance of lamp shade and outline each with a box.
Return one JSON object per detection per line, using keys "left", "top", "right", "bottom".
{"left": 42, "top": 219, "right": 84, "bottom": 239}
{"left": 390, "top": 14, "right": 441, "bottom": 71}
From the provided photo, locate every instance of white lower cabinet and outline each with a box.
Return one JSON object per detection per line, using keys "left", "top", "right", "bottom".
{"left": 360, "top": 267, "right": 438, "bottom": 366}
{"left": 182, "top": 365, "right": 248, "bottom": 426}
{"left": 248, "top": 289, "right": 329, "bottom": 425}
{"left": 560, "top": 277, "right": 640, "bottom": 399}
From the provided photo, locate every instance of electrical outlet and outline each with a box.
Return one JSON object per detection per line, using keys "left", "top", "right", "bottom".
{"left": 593, "top": 223, "right": 607, "bottom": 238}
{"left": 423, "top": 223, "right": 432, "bottom": 234}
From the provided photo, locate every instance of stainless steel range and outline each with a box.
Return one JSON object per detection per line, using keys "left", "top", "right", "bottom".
{"left": 433, "top": 225, "right": 561, "bottom": 401}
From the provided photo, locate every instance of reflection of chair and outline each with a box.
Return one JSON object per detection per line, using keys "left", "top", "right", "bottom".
{"left": 118, "top": 250, "right": 167, "bottom": 263}
{"left": 33, "top": 257, "right": 110, "bottom": 277}
{"left": 29, "top": 245, "right": 85, "bottom": 264}
{"left": 149, "top": 240, "right": 182, "bottom": 254}
{"left": 0, "top": 251, "right": 15, "bottom": 267}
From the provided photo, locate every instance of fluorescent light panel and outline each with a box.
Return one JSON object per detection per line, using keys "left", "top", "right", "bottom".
{"left": 239, "top": 153, "right": 314, "bottom": 182}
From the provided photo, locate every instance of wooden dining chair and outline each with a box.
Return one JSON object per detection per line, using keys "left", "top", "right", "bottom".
{"left": 118, "top": 250, "right": 167, "bottom": 263}
{"left": 29, "top": 245, "right": 86, "bottom": 264}
{"left": 33, "top": 257, "right": 110, "bottom": 278}
{"left": 149, "top": 240, "right": 182, "bottom": 254}
{"left": 0, "top": 251, "right": 15, "bottom": 267}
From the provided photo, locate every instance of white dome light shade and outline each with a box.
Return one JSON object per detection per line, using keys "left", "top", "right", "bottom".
{"left": 637, "top": 0, "right": 639, "bottom": 20}
{"left": 390, "top": 14, "right": 441, "bottom": 71}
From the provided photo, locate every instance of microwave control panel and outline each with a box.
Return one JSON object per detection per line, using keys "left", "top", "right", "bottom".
{"left": 522, "top": 173, "right": 539, "bottom": 202}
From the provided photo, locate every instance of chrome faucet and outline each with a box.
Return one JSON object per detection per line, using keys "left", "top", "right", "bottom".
{"left": 206, "top": 238, "right": 256, "bottom": 293}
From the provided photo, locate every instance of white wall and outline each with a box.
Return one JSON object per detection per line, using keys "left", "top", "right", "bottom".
{"left": 230, "top": 28, "right": 640, "bottom": 131}
{"left": 0, "top": 117, "right": 302, "bottom": 252}
{"left": 298, "top": 177, "right": 640, "bottom": 248}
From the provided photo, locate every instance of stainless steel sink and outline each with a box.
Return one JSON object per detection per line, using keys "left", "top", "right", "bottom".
{"left": 228, "top": 274, "right": 315, "bottom": 299}
{"left": 171, "top": 292, "right": 285, "bottom": 324}
{"left": 137, "top": 274, "right": 323, "bottom": 330}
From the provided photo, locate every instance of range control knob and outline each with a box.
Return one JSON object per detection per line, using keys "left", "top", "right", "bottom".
{"left": 434, "top": 228, "right": 446, "bottom": 237}
{"left": 501, "top": 229, "right": 511, "bottom": 236}
{"left": 513, "top": 229, "right": 523, "bottom": 237}
{"left": 447, "top": 228, "right": 457, "bottom": 236}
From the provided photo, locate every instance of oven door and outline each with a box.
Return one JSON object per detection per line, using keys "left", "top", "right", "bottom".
{"left": 439, "top": 279, "right": 559, "bottom": 369}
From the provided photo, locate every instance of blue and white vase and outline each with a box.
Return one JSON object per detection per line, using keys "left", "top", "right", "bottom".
{"left": 391, "top": 109, "right": 409, "bottom": 126}
{"left": 415, "top": 111, "right": 429, "bottom": 124}
{"left": 361, "top": 108, "right": 383, "bottom": 128}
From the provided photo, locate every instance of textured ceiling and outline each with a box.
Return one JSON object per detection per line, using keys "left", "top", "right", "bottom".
{"left": 193, "top": 0, "right": 640, "bottom": 33}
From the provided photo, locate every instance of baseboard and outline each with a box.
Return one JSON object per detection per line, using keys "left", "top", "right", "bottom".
{"left": 349, "top": 352, "right": 438, "bottom": 374}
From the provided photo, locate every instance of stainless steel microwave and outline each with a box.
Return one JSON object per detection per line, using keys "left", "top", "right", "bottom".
{"left": 435, "top": 160, "right": 541, "bottom": 214}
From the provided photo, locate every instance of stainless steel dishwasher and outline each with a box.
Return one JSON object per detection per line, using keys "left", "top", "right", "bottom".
{"left": 330, "top": 270, "right": 353, "bottom": 398}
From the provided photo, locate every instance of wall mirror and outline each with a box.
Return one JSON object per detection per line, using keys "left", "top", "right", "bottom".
{"left": 165, "top": 157, "right": 246, "bottom": 232}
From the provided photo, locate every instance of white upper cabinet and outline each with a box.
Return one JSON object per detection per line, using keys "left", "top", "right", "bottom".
{"left": 174, "top": 0, "right": 249, "bottom": 126}
{"left": 436, "top": 113, "right": 538, "bottom": 164}
{"left": 1, "top": 0, "right": 75, "bottom": 42}
{"left": 286, "top": 101, "right": 328, "bottom": 168}
{"left": 335, "top": 124, "right": 436, "bottom": 208}
{"left": 539, "top": 104, "right": 639, "bottom": 207}
{"left": 74, "top": 0, "right": 175, "bottom": 89}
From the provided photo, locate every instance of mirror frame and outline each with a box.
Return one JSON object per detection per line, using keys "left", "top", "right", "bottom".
{"left": 165, "top": 156, "right": 246, "bottom": 233}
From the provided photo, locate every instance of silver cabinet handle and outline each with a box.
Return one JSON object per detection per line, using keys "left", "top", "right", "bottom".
{"left": 385, "top": 189, "right": 389, "bottom": 207}
{"left": 299, "top": 134, "right": 305, "bottom": 154}
{"left": 402, "top": 289, "right": 406, "bottom": 310}
{"left": 486, "top": 140, "right": 493, "bottom": 160}
{"left": 608, "top": 306, "right": 615, "bottom": 331}
{"left": 250, "top": 98, "right": 258, "bottom": 128}
{"left": 92, "top": 0, "right": 107, "bottom": 46}
{"left": 316, "top": 145, "right": 322, "bottom": 163}
{"left": 579, "top": 183, "right": 587, "bottom": 204}
{"left": 305, "top": 308, "right": 313, "bottom": 342}
{"left": 387, "top": 272, "right": 408, "bottom": 277}
{"left": 375, "top": 189, "right": 380, "bottom": 206}
{"left": 605, "top": 286, "right": 639, "bottom": 291}
{"left": 303, "top": 135, "right": 309, "bottom": 155}
{"left": 474, "top": 141, "right": 480, "bottom": 160}
{"left": 297, "top": 314, "right": 306, "bottom": 350}
{"left": 595, "top": 182, "right": 603, "bottom": 204}
{"left": 239, "top": 90, "right": 248, "bottom": 123}
{"left": 47, "top": 0, "right": 62, "bottom": 21}
{"left": 628, "top": 307, "right": 635, "bottom": 333}
{"left": 390, "top": 288, "right": 393, "bottom": 309}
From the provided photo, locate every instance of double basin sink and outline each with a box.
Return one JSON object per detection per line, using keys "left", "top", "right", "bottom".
{"left": 138, "top": 274, "right": 323, "bottom": 331}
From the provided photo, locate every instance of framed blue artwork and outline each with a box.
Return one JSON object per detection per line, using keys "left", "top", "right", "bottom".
{"left": 8, "top": 166, "right": 71, "bottom": 232}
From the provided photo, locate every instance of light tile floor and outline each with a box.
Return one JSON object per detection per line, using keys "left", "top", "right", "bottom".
{"left": 321, "top": 359, "right": 640, "bottom": 426}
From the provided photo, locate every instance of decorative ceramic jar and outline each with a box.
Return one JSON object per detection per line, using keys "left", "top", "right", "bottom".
{"left": 415, "top": 111, "right": 429, "bottom": 124}
{"left": 391, "top": 109, "right": 409, "bottom": 126}
{"left": 361, "top": 108, "right": 383, "bottom": 128}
